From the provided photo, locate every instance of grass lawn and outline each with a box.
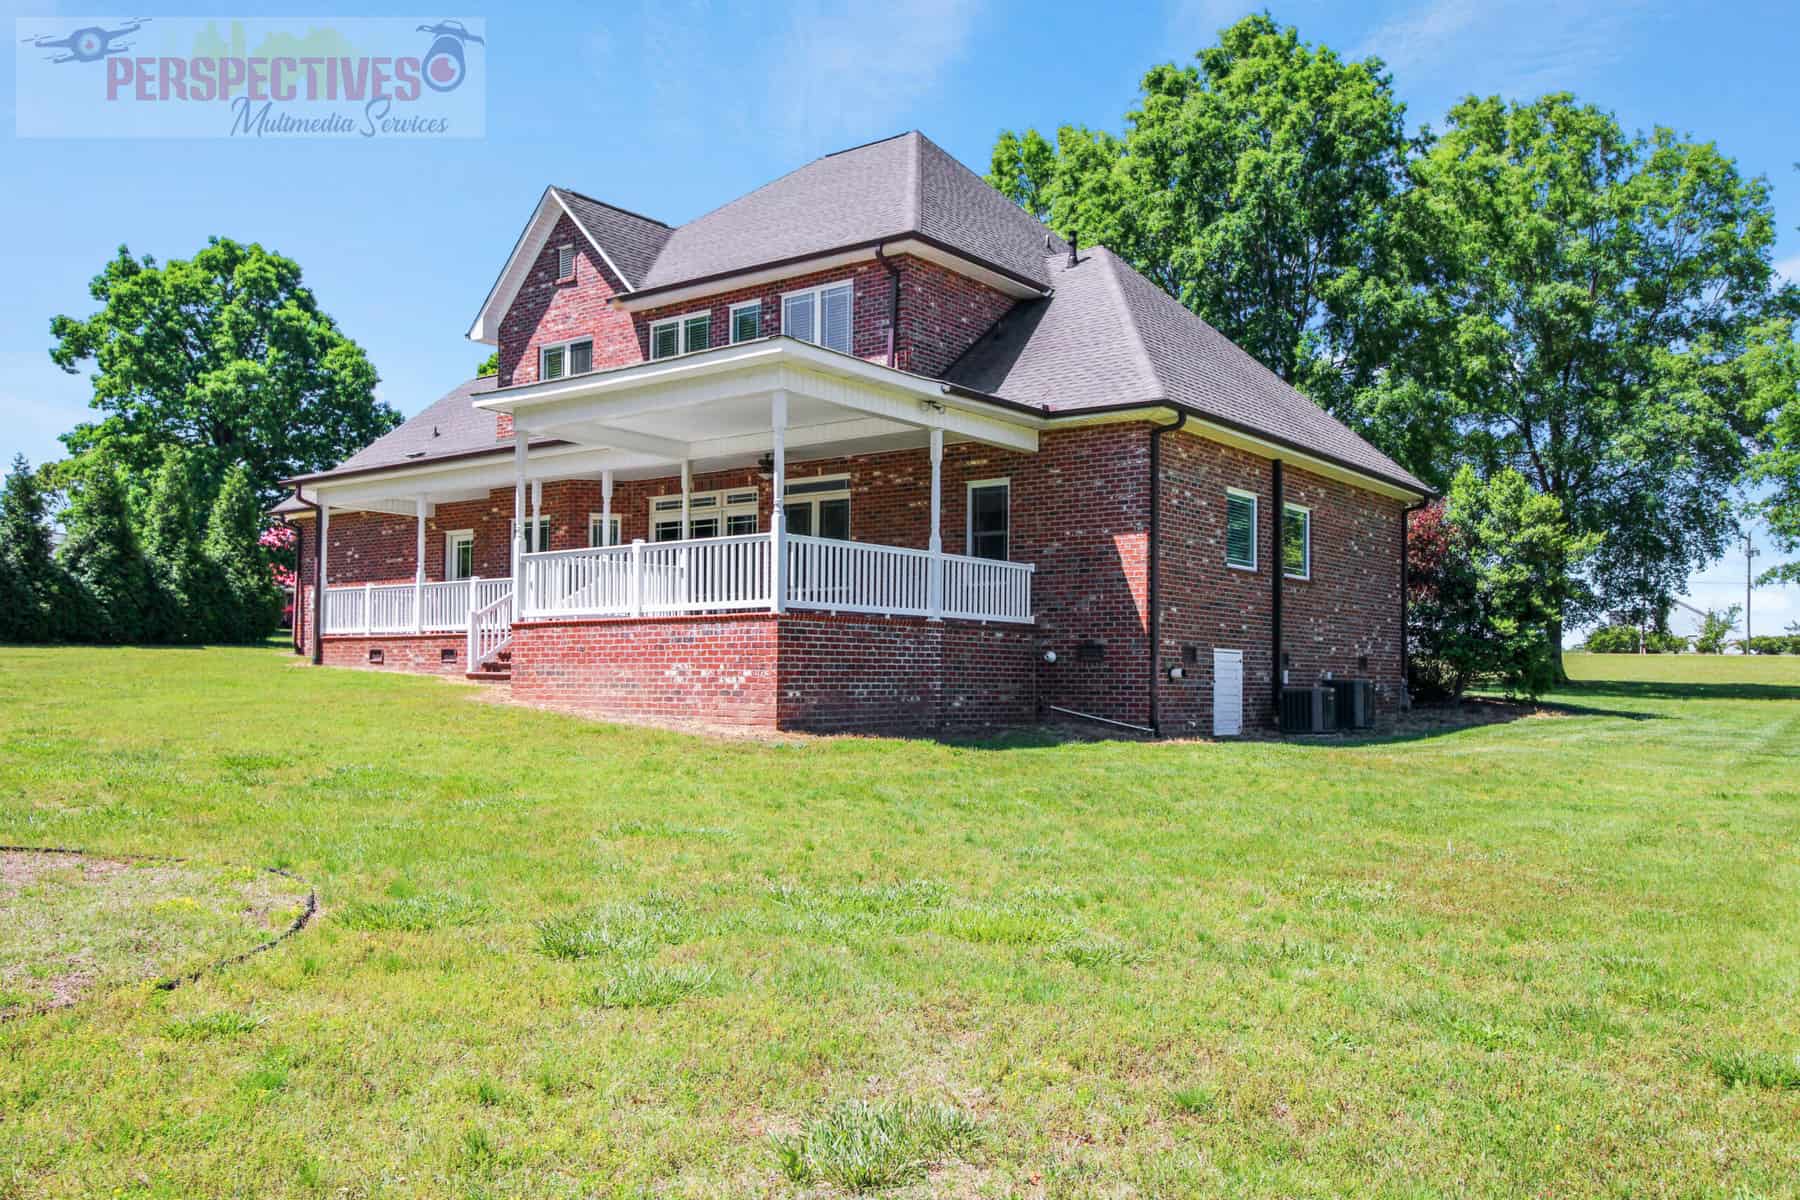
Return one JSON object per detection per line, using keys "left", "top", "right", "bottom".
{"left": 1, "top": 647, "right": 1796, "bottom": 1198}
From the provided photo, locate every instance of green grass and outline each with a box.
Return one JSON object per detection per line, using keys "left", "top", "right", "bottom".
{"left": 0, "top": 646, "right": 1796, "bottom": 1197}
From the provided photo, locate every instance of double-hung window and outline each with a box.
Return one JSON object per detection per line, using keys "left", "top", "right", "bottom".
{"left": 730, "top": 300, "right": 762, "bottom": 344}
{"left": 783, "top": 475, "right": 850, "bottom": 540}
{"left": 587, "top": 513, "right": 621, "bottom": 548}
{"left": 1226, "top": 490, "right": 1258, "bottom": 571}
{"left": 781, "top": 282, "right": 853, "bottom": 354}
{"left": 1283, "top": 504, "right": 1311, "bottom": 580}
{"left": 649, "top": 488, "right": 760, "bottom": 541}
{"left": 650, "top": 311, "right": 711, "bottom": 360}
{"left": 967, "top": 479, "right": 1010, "bottom": 561}
{"left": 511, "top": 517, "right": 552, "bottom": 554}
{"left": 445, "top": 531, "right": 475, "bottom": 581}
{"left": 540, "top": 337, "right": 592, "bottom": 381}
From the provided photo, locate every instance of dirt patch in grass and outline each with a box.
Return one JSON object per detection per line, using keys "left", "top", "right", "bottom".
{"left": 0, "top": 850, "right": 313, "bottom": 1020}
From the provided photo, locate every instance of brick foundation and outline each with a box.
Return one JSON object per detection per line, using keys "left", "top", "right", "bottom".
{"left": 320, "top": 632, "right": 469, "bottom": 675}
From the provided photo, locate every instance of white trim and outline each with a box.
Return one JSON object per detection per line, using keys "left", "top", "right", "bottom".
{"left": 444, "top": 529, "right": 475, "bottom": 580}
{"left": 587, "top": 512, "right": 622, "bottom": 547}
{"left": 648, "top": 308, "right": 713, "bottom": 360}
{"left": 728, "top": 299, "right": 763, "bottom": 344}
{"left": 1282, "top": 502, "right": 1311, "bottom": 581}
{"left": 1225, "top": 488, "right": 1258, "bottom": 572}
{"left": 467, "top": 187, "right": 649, "bottom": 343}
{"left": 539, "top": 336, "right": 594, "bottom": 382}
{"left": 965, "top": 477, "right": 1011, "bottom": 561}
{"left": 780, "top": 281, "right": 855, "bottom": 354}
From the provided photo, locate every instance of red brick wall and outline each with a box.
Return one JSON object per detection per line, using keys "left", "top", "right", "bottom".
{"left": 510, "top": 612, "right": 1033, "bottom": 734}
{"left": 320, "top": 632, "right": 467, "bottom": 675}
{"left": 1152, "top": 431, "right": 1405, "bottom": 735}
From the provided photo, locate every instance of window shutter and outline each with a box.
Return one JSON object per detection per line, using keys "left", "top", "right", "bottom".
{"left": 820, "top": 284, "right": 852, "bottom": 353}
{"left": 783, "top": 292, "right": 815, "bottom": 343}
{"left": 1226, "top": 494, "right": 1255, "bottom": 568}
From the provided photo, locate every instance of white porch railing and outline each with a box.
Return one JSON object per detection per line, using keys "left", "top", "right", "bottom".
{"left": 519, "top": 532, "right": 1033, "bottom": 624}
{"left": 467, "top": 590, "right": 513, "bottom": 668}
{"left": 320, "top": 577, "right": 512, "bottom": 635}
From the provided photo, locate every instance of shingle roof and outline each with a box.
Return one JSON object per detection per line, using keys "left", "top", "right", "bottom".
{"left": 552, "top": 188, "right": 670, "bottom": 289}
{"left": 946, "top": 246, "right": 1429, "bottom": 493}
{"left": 290, "top": 376, "right": 524, "bottom": 483}
{"left": 634, "top": 131, "right": 1058, "bottom": 293}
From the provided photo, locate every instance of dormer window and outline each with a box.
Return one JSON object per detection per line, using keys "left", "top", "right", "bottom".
{"left": 649, "top": 311, "right": 712, "bottom": 360}
{"left": 540, "top": 337, "right": 592, "bottom": 381}
{"left": 555, "top": 244, "right": 575, "bottom": 280}
{"left": 782, "top": 282, "right": 853, "bottom": 354}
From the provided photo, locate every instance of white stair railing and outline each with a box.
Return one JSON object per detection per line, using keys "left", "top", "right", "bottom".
{"left": 467, "top": 590, "right": 513, "bottom": 669}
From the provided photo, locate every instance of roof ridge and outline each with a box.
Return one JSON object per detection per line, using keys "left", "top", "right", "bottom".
{"left": 823, "top": 129, "right": 915, "bottom": 158}
{"left": 551, "top": 186, "right": 671, "bottom": 229}
{"left": 1092, "top": 246, "right": 1164, "bottom": 401}
{"left": 907, "top": 130, "right": 923, "bottom": 229}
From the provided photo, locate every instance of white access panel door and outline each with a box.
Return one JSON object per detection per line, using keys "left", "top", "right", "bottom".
{"left": 1213, "top": 648, "right": 1244, "bottom": 737}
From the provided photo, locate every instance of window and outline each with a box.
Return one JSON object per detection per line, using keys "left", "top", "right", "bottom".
{"left": 781, "top": 282, "right": 853, "bottom": 354}
{"left": 1226, "top": 490, "right": 1258, "bottom": 570}
{"left": 1283, "top": 504, "right": 1311, "bottom": 579}
{"left": 730, "top": 300, "right": 762, "bottom": 344}
{"left": 783, "top": 475, "right": 850, "bottom": 540}
{"left": 511, "top": 517, "right": 552, "bottom": 554}
{"left": 445, "top": 530, "right": 474, "bottom": 580}
{"left": 649, "top": 488, "right": 759, "bottom": 541}
{"left": 555, "top": 244, "right": 575, "bottom": 280}
{"left": 649, "top": 311, "right": 711, "bottom": 360}
{"left": 587, "top": 513, "right": 621, "bottom": 548}
{"left": 540, "top": 337, "right": 592, "bottom": 381}
{"left": 967, "top": 479, "right": 1010, "bottom": 561}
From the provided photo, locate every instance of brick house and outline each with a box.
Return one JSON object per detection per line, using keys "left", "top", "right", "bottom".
{"left": 280, "top": 131, "right": 1430, "bottom": 735}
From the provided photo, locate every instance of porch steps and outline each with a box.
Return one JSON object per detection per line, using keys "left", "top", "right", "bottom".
{"left": 466, "top": 648, "right": 511, "bottom": 683}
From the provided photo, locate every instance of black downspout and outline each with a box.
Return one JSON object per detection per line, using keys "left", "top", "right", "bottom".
{"left": 875, "top": 242, "right": 900, "bottom": 369}
{"left": 1147, "top": 411, "right": 1187, "bottom": 736}
{"left": 1400, "top": 499, "right": 1428, "bottom": 699}
{"left": 1271, "top": 459, "right": 1284, "bottom": 726}
{"left": 285, "top": 516, "right": 303, "bottom": 655}
{"left": 300, "top": 490, "right": 324, "bottom": 666}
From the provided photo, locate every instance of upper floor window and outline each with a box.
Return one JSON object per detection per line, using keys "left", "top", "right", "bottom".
{"left": 730, "top": 300, "right": 762, "bottom": 344}
{"left": 540, "top": 337, "right": 592, "bottom": 381}
{"left": 967, "top": 479, "right": 1010, "bottom": 561}
{"left": 1226, "top": 489, "right": 1257, "bottom": 571}
{"left": 782, "top": 282, "right": 853, "bottom": 354}
{"left": 650, "top": 311, "right": 711, "bottom": 360}
{"left": 555, "top": 244, "right": 575, "bottom": 280}
{"left": 1283, "top": 503, "right": 1311, "bottom": 580}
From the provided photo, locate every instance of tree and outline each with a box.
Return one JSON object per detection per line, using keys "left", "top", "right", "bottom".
{"left": 1694, "top": 605, "right": 1741, "bottom": 654}
{"left": 988, "top": 16, "right": 1425, "bottom": 464}
{"left": 202, "top": 466, "right": 282, "bottom": 643}
{"left": 1403, "top": 94, "right": 1789, "bottom": 674}
{"left": 49, "top": 237, "right": 399, "bottom": 507}
{"left": 140, "top": 445, "right": 209, "bottom": 642}
{"left": 476, "top": 350, "right": 499, "bottom": 377}
{"left": 57, "top": 460, "right": 155, "bottom": 643}
{"left": 0, "top": 456, "right": 66, "bottom": 643}
{"left": 1407, "top": 468, "right": 1595, "bottom": 700}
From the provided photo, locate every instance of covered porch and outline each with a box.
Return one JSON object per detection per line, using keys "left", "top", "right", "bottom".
{"left": 307, "top": 338, "right": 1042, "bottom": 681}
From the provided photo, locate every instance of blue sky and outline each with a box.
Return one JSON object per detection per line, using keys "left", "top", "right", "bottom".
{"left": 3, "top": 0, "right": 1796, "bottom": 635}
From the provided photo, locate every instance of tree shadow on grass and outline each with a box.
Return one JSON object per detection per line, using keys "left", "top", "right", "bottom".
{"left": 1559, "top": 679, "right": 1800, "bottom": 703}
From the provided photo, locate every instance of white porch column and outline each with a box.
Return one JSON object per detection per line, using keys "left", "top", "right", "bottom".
{"left": 511, "top": 427, "right": 527, "bottom": 587}
{"left": 600, "top": 469, "right": 614, "bottom": 546}
{"left": 928, "top": 428, "right": 944, "bottom": 619}
{"left": 679, "top": 459, "right": 692, "bottom": 608}
{"left": 413, "top": 495, "right": 427, "bottom": 633}
{"left": 531, "top": 479, "right": 543, "bottom": 552}
{"left": 770, "top": 389, "right": 787, "bottom": 613}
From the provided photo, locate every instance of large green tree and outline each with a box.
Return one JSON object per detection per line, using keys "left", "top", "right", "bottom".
{"left": 988, "top": 15, "right": 1423, "bottom": 459}
{"left": 0, "top": 456, "right": 68, "bottom": 643}
{"left": 57, "top": 459, "right": 156, "bottom": 643}
{"left": 49, "top": 237, "right": 398, "bottom": 506}
{"left": 202, "top": 465, "right": 283, "bottom": 643}
{"left": 1402, "top": 94, "right": 1792, "bottom": 665}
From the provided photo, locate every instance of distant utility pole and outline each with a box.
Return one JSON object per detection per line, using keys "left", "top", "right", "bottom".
{"left": 1745, "top": 532, "right": 1758, "bottom": 645}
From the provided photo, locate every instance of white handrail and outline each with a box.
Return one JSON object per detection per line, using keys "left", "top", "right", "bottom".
{"left": 468, "top": 590, "right": 513, "bottom": 668}
{"left": 321, "top": 578, "right": 513, "bottom": 635}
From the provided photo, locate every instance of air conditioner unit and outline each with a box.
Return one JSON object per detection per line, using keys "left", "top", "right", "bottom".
{"left": 1327, "top": 679, "right": 1374, "bottom": 730}
{"left": 1279, "top": 686, "right": 1336, "bottom": 734}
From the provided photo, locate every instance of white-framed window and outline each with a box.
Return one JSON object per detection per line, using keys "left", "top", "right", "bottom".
{"left": 966, "top": 478, "right": 1010, "bottom": 561}
{"left": 511, "top": 517, "right": 553, "bottom": 554}
{"left": 781, "top": 281, "right": 853, "bottom": 354}
{"left": 588, "top": 512, "right": 621, "bottom": 548}
{"left": 1283, "top": 503, "right": 1311, "bottom": 580}
{"left": 445, "top": 530, "right": 475, "bottom": 581}
{"left": 649, "top": 310, "right": 712, "bottom": 360}
{"left": 730, "top": 299, "right": 763, "bottom": 344}
{"left": 1226, "top": 489, "right": 1258, "bottom": 571}
{"left": 540, "top": 337, "right": 593, "bottom": 381}
{"left": 649, "top": 487, "right": 760, "bottom": 541}
{"left": 555, "top": 244, "right": 575, "bottom": 280}
{"left": 783, "top": 474, "right": 850, "bottom": 540}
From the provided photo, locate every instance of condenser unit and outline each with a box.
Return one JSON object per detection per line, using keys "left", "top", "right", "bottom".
{"left": 1279, "top": 686, "right": 1336, "bottom": 734}
{"left": 1327, "top": 679, "right": 1374, "bottom": 730}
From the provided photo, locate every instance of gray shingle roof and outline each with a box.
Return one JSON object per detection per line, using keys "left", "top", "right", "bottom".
{"left": 291, "top": 376, "right": 536, "bottom": 483}
{"left": 946, "top": 246, "right": 1429, "bottom": 493}
{"left": 635, "top": 131, "right": 1057, "bottom": 293}
{"left": 552, "top": 188, "right": 671, "bottom": 289}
